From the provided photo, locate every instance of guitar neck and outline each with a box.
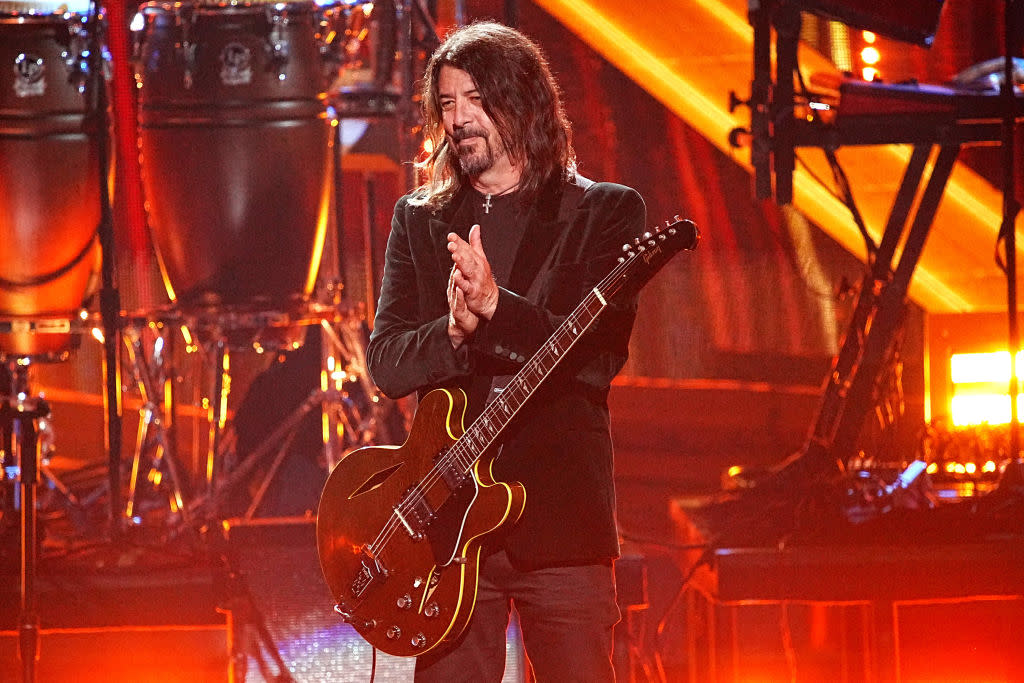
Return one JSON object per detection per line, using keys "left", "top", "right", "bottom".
{"left": 448, "top": 286, "right": 609, "bottom": 473}
{"left": 440, "top": 217, "right": 697, "bottom": 478}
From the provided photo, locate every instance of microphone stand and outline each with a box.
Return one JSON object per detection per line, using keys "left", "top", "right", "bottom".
{"left": 3, "top": 386, "right": 51, "bottom": 683}
{"left": 84, "top": 0, "right": 124, "bottom": 538}
{"left": 999, "top": 0, "right": 1023, "bottom": 490}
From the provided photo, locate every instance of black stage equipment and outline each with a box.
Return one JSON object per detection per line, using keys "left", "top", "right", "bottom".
{"left": 731, "top": 0, "right": 1024, "bottom": 489}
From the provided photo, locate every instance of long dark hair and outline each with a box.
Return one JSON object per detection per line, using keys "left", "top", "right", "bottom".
{"left": 411, "top": 22, "right": 576, "bottom": 209}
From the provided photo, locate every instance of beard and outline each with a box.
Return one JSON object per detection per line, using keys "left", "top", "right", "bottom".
{"left": 451, "top": 127, "right": 500, "bottom": 177}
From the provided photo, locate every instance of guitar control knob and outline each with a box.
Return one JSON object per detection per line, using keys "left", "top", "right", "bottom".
{"left": 397, "top": 594, "right": 413, "bottom": 609}
{"left": 386, "top": 625, "right": 402, "bottom": 640}
{"left": 411, "top": 633, "right": 428, "bottom": 649}
{"left": 424, "top": 602, "right": 440, "bottom": 618}
{"left": 413, "top": 576, "right": 424, "bottom": 588}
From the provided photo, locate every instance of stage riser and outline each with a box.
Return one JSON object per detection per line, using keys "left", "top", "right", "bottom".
{"left": 685, "top": 595, "right": 1024, "bottom": 682}
{"left": 0, "top": 628, "right": 228, "bottom": 682}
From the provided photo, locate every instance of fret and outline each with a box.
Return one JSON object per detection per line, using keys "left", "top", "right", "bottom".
{"left": 465, "top": 429, "right": 481, "bottom": 454}
{"left": 534, "top": 355, "right": 549, "bottom": 375}
{"left": 455, "top": 446, "right": 472, "bottom": 471}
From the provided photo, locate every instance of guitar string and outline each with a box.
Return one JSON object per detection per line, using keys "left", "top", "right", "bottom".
{"left": 365, "top": 230, "right": 674, "bottom": 558}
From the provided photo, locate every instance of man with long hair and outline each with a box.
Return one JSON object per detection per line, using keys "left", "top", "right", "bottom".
{"left": 365, "top": 21, "right": 646, "bottom": 681}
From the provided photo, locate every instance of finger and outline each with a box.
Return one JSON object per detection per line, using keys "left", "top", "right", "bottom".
{"left": 447, "top": 232, "right": 467, "bottom": 253}
{"left": 468, "top": 225, "right": 484, "bottom": 254}
{"left": 451, "top": 266, "right": 467, "bottom": 291}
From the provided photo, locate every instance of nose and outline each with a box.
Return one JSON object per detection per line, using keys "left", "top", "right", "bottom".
{"left": 451, "top": 97, "right": 473, "bottom": 128}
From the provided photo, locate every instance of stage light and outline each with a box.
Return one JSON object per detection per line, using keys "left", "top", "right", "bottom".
{"left": 861, "top": 67, "right": 879, "bottom": 81}
{"left": 860, "top": 46, "right": 880, "bottom": 65}
{"left": 792, "top": 0, "right": 946, "bottom": 47}
{"left": 951, "top": 351, "right": 1023, "bottom": 383}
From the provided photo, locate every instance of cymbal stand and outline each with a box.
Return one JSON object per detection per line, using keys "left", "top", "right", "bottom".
{"left": 122, "top": 322, "right": 191, "bottom": 533}
{"left": 1, "top": 358, "right": 51, "bottom": 683}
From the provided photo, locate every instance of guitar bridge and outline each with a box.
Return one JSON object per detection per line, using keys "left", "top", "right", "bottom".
{"left": 350, "top": 547, "right": 387, "bottom": 598}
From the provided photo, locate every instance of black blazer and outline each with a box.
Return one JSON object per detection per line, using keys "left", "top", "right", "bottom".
{"left": 366, "top": 173, "right": 646, "bottom": 569}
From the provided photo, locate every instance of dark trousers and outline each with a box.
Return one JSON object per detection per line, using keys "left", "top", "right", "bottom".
{"left": 414, "top": 549, "right": 620, "bottom": 682}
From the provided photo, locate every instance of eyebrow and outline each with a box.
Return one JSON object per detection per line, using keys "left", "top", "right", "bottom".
{"left": 439, "top": 86, "right": 481, "bottom": 100}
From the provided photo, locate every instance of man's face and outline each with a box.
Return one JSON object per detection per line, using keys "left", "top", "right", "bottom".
{"left": 438, "top": 65, "right": 507, "bottom": 178}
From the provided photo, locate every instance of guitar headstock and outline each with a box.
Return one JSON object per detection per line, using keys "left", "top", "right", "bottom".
{"left": 619, "top": 216, "right": 700, "bottom": 263}
{"left": 602, "top": 216, "right": 699, "bottom": 300}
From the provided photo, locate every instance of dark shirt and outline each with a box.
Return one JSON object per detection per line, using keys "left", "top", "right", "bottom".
{"left": 469, "top": 188, "right": 526, "bottom": 287}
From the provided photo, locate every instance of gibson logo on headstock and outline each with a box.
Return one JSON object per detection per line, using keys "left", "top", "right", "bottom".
{"left": 641, "top": 245, "right": 662, "bottom": 265}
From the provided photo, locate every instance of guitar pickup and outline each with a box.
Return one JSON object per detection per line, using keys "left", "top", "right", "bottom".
{"left": 350, "top": 547, "right": 387, "bottom": 598}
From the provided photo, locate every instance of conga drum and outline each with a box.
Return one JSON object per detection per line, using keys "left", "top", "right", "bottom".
{"left": 0, "top": 1, "right": 102, "bottom": 359}
{"left": 134, "top": 0, "right": 339, "bottom": 315}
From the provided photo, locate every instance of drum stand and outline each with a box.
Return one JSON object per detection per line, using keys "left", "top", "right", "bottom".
{"left": 195, "top": 312, "right": 397, "bottom": 522}
{"left": 118, "top": 317, "right": 239, "bottom": 532}
{"left": 121, "top": 322, "right": 192, "bottom": 535}
{"left": 0, "top": 359, "right": 52, "bottom": 683}
{"left": 319, "top": 314, "right": 405, "bottom": 467}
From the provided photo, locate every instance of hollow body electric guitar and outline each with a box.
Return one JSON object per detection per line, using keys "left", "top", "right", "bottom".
{"left": 316, "top": 217, "right": 700, "bottom": 657}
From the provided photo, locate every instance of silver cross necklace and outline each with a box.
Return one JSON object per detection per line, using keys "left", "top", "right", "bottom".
{"left": 480, "top": 181, "right": 520, "bottom": 214}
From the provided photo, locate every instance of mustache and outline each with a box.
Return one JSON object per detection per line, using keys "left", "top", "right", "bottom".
{"left": 452, "top": 127, "right": 489, "bottom": 142}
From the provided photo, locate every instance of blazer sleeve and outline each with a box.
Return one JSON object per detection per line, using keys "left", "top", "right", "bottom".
{"left": 468, "top": 183, "right": 647, "bottom": 394}
{"left": 365, "top": 197, "right": 472, "bottom": 399}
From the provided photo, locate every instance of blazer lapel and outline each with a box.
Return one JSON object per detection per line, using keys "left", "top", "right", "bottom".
{"left": 507, "top": 179, "right": 574, "bottom": 299}
{"left": 507, "top": 211, "right": 565, "bottom": 299}
{"left": 429, "top": 188, "right": 475, "bottom": 275}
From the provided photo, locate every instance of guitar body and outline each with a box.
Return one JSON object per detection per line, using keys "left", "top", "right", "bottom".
{"left": 316, "top": 388, "right": 526, "bottom": 657}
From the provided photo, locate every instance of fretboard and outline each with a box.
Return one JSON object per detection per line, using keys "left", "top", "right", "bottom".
{"left": 445, "top": 287, "right": 608, "bottom": 474}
